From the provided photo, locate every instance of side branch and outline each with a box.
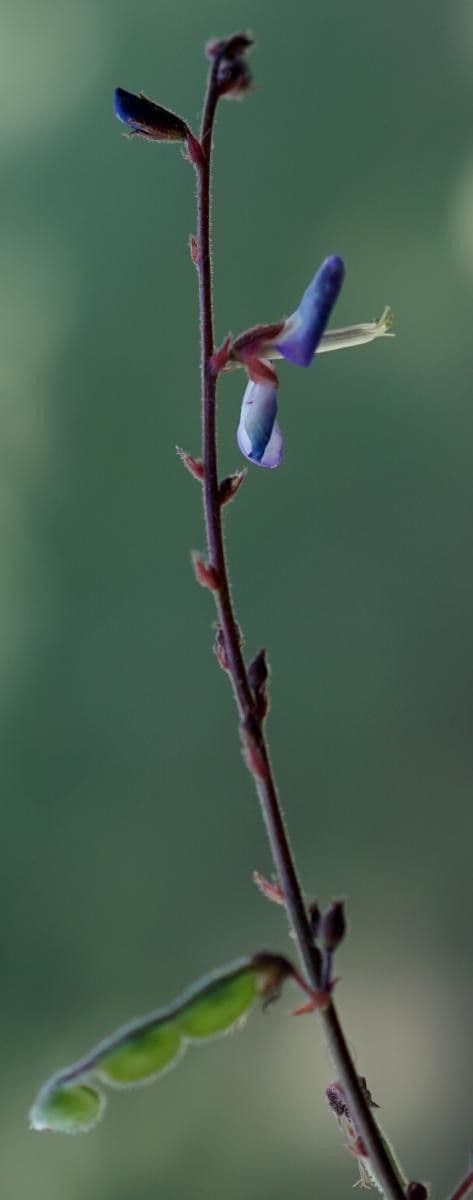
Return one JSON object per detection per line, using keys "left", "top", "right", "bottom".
{"left": 447, "top": 1168, "right": 473, "bottom": 1200}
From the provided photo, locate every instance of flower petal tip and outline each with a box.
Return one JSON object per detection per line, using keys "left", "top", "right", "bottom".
{"left": 237, "top": 420, "right": 284, "bottom": 468}
{"left": 377, "top": 305, "right": 395, "bottom": 336}
{"left": 114, "top": 87, "right": 133, "bottom": 126}
{"left": 276, "top": 254, "right": 346, "bottom": 367}
{"left": 113, "top": 87, "right": 188, "bottom": 142}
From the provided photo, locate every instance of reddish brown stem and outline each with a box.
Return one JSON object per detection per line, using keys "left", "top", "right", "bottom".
{"left": 193, "top": 41, "right": 406, "bottom": 1200}
{"left": 447, "top": 1169, "right": 473, "bottom": 1200}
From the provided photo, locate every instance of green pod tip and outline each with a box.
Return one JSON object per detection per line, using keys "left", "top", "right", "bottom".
{"left": 30, "top": 1083, "right": 105, "bottom": 1134}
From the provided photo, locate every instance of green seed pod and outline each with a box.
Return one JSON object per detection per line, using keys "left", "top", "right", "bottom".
{"left": 29, "top": 952, "right": 295, "bottom": 1133}
{"left": 178, "top": 967, "right": 258, "bottom": 1039}
{"left": 30, "top": 1083, "right": 105, "bottom": 1134}
{"left": 99, "top": 1021, "right": 181, "bottom": 1086}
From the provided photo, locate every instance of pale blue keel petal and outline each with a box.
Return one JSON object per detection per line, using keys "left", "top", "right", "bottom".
{"left": 237, "top": 378, "right": 284, "bottom": 468}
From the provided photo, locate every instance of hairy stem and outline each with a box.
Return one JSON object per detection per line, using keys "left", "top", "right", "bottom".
{"left": 194, "top": 43, "right": 405, "bottom": 1200}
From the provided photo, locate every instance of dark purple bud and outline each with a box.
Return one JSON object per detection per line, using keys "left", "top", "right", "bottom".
{"left": 248, "top": 648, "right": 270, "bottom": 721}
{"left": 407, "top": 1184, "right": 429, "bottom": 1200}
{"left": 205, "top": 32, "right": 254, "bottom": 99}
{"left": 217, "top": 57, "right": 252, "bottom": 98}
{"left": 308, "top": 900, "right": 321, "bottom": 940}
{"left": 320, "top": 899, "right": 346, "bottom": 951}
{"left": 248, "top": 648, "right": 268, "bottom": 694}
{"left": 114, "top": 88, "right": 189, "bottom": 142}
{"left": 206, "top": 32, "right": 254, "bottom": 60}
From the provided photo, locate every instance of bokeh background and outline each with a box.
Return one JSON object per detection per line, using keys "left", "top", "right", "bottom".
{"left": 3, "top": 1, "right": 473, "bottom": 1197}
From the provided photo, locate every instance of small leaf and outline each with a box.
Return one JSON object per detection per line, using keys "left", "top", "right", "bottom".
{"left": 319, "top": 899, "right": 346, "bottom": 951}
{"left": 30, "top": 1083, "right": 105, "bottom": 1134}
{"left": 189, "top": 234, "right": 199, "bottom": 266}
{"left": 192, "top": 553, "right": 220, "bottom": 591}
{"left": 253, "top": 870, "right": 285, "bottom": 906}
{"left": 176, "top": 445, "right": 204, "bottom": 480}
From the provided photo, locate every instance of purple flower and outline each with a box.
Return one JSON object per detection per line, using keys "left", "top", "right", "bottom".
{"left": 231, "top": 256, "right": 345, "bottom": 468}
{"left": 227, "top": 259, "right": 393, "bottom": 469}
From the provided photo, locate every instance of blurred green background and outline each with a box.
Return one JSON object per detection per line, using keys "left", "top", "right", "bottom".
{"left": 2, "top": 1, "right": 472, "bottom": 1197}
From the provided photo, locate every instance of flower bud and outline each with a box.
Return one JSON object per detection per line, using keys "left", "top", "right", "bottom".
{"left": 407, "top": 1184, "right": 429, "bottom": 1200}
{"left": 248, "top": 648, "right": 269, "bottom": 720}
{"left": 319, "top": 899, "right": 346, "bottom": 951}
{"left": 308, "top": 900, "right": 321, "bottom": 940}
{"left": 206, "top": 33, "right": 254, "bottom": 99}
{"left": 216, "top": 57, "right": 252, "bottom": 98}
{"left": 114, "top": 88, "right": 190, "bottom": 142}
{"left": 248, "top": 648, "right": 268, "bottom": 693}
{"left": 206, "top": 33, "right": 254, "bottom": 60}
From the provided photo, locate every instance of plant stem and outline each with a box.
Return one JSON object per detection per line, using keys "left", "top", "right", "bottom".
{"left": 447, "top": 1169, "right": 473, "bottom": 1200}
{"left": 194, "top": 44, "right": 406, "bottom": 1200}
